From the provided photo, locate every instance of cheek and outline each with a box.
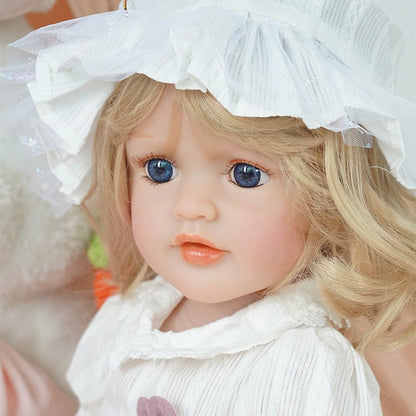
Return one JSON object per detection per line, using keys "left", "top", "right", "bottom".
{"left": 130, "top": 194, "right": 161, "bottom": 260}
{"left": 240, "top": 210, "right": 306, "bottom": 275}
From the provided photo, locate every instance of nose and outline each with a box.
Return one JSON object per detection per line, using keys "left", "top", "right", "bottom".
{"left": 174, "top": 181, "right": 218, "bottom": 222}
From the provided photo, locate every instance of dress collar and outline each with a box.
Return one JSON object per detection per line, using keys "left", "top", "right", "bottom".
{"left": 107, "top": 276, "right": 342, "bottom": 369}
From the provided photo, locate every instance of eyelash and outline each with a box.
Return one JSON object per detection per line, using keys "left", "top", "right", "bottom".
{"left": 130, "top": 152, "right": 177, "bottom": 168}
{"left": 129, "top": 153, "right": 178, "bottom": 184}
{"left": 220, "top": 159, "right": 271, "bottom": 178}
{"left": 129, "top": 154, "right": 271, "bottom": 183}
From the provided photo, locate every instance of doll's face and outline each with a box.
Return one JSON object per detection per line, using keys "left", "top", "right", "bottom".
{"left": 126, "top": 91, "right": 307, "bottom": 306}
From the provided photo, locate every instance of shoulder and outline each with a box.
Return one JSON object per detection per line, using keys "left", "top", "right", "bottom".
{"left": 254, "top": 325, "right": 382, "bottom": 415}
{"left": 65, "top": 291, "right": 124, "bottom": 402}
{"left": 66, "top": 277, "right": 175, "bottom": 402}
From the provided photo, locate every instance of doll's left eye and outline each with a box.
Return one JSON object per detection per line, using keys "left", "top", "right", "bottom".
{"left": 230, "top": 163, "right": 270, "bottom": 188}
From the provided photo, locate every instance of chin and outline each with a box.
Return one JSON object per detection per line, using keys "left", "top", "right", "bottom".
{"left": 180, "top": 286, "right": 253, "bottom": 305}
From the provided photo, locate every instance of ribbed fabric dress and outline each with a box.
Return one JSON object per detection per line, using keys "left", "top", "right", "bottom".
{"left": 67, "top": 277, "right": 381, "bottom": 415}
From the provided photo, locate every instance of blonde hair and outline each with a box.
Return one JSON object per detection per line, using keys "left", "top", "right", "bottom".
{"left": 87, "top": 73, "right": 416, "bottom": 351}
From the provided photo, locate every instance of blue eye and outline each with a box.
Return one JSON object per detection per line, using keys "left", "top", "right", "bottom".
{"left": 145, "top": 159, "right": 177, "bottom": 183}
{"left": 230, "top": 163, "right": 269, "bottom": 188}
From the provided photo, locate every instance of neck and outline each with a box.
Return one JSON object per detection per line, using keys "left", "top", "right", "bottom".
{"left": 160, "top": 293, "right": 260, "bottom": 332}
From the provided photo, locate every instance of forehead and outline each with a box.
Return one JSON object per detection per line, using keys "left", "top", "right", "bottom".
{"left": 126, "top": 85, "right": 245, "bottom": 145}
{"left": 130, "top": 89, "right": 179, "bottom": 136}
{"left": 124, "top": 86, "right": 303, "bottom": 167}
{"left": 127, "top": 89, "right": 214, "bottom": 150}
{"left": 125, "top": 90, "right": 279, "bottom": 167}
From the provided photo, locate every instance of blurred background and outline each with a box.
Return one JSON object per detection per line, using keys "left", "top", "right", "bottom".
{"left": 25, "top": 0, "right": 119, "bottom": 27}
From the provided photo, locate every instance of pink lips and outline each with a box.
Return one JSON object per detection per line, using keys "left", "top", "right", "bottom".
{"left": 174, "top": 234, "right": 225, "bottom": 265}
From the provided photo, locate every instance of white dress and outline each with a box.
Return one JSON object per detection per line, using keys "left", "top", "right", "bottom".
{"left": 67, "top": 276, "right": 382, "bottom": 415}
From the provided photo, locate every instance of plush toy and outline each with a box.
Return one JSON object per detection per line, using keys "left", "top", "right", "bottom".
{"left": 0, "top": 155, "right": 95, "bottom": 392}
{"left": 0, "top": 1, "right": 96, "bottom": 407}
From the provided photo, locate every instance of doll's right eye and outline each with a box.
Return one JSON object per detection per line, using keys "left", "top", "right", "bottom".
{"left": 145, "top": 159, "right": 178, "bottom": 183}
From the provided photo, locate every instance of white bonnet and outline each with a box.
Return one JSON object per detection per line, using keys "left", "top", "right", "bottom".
{"left": 1, "top": 0, "right": 415, "bottom": 214}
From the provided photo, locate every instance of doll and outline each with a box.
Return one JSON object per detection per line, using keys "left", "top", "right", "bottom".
{"left": 1, "top": 0, "right": 416, "bottom": 415}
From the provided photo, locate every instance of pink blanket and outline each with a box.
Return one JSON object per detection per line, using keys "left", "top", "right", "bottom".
{"left": 0, "top": 340, "right": 77, "bottom": 416}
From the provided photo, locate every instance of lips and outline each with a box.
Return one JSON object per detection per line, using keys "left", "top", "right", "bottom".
{"left": 174, "top": 234, "right": 225, "bottom": 265}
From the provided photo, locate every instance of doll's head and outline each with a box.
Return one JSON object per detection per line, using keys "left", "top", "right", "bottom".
{"left": 90, "top": 73, "right": 416, "bottom": 350}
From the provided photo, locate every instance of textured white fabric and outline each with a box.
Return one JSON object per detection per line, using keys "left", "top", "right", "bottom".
{"left": 67, "top": 277, "right": 382, "bottom": 415}
{"left": 0, "top": 0, "right": 415, "bottom": 215}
